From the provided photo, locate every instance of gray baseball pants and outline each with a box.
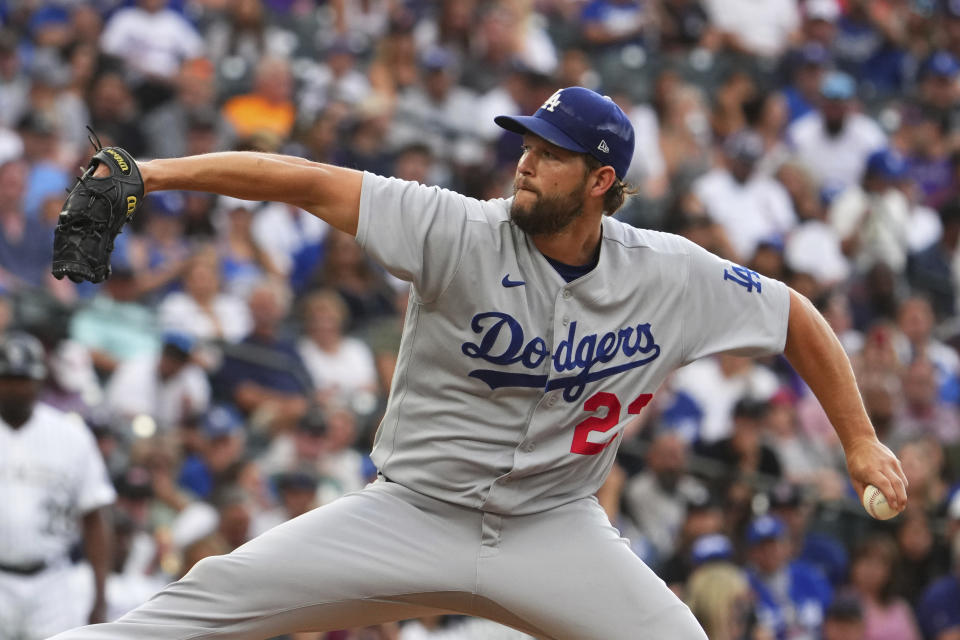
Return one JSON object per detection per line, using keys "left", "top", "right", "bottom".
{"left": 51, "top": 479, "right": 706, "bottom": 639}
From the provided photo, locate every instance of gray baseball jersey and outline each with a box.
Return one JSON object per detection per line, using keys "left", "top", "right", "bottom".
{"left": 52, "top": 173, "right": 788, "bottom": 640}
{"left": 359, "top": 172, "right": 789, "bottom": 515}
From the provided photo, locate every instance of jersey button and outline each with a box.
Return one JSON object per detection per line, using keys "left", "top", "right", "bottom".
{"left": 562, "top": 289, "right": 572, "bottom": 299}
{"left": 524, "top": 443, "right": 536, "bottom": 452}
{"left": 562, "top": 315, "right": 570, "bottom": 326}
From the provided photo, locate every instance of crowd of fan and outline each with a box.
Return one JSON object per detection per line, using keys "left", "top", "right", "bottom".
{"left": 3, "top": 0, "right": 960, "bottom": 638}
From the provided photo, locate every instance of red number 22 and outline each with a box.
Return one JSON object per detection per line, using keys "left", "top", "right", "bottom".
{"left": 570, "top": 391, "right": 652, "bottom": 455}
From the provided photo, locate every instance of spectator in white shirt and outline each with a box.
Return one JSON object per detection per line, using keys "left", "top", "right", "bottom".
{"left": 693, "top": 129, "right": 797, "bottom": 263}
{"left": 671, "top": 353, "right": 780, "bottom": 444}
{"left": 787, "top": 71, "right": 887, "bottom": 198}
{"left": 297, "top": 288, "right": 378, "bottom": 409}
{"left": 704, "top": 0, "right": 801, "bottom": 58}
{"left": 100, "top": 0, "right": 204, "bottom": 83}
{"left": 829, "top": 148, "right": 912, "bottom": 275}
{"left": 803, "top": 0, "right": 841, "bottom": 47}
{"left": 158, "top": 249, "right": 252, "bottom": 343}
{"left": 781, "top": 161, "right": 851, "bottom": 286}
{"left": 105, "top": 331, "right": 210, "bottom": 432}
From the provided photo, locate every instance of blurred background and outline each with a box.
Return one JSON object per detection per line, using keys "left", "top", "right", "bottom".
{"left": 1, "top": 0, "right": 960, "bottom": 638}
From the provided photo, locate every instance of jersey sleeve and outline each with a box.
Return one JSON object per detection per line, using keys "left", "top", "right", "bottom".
{"left": 679, "top": 242, "right": 790, "bottom": 365}
{"left": 356, "top": 172, "right": 472, "bottom": 303}
{"left": 74, "top": 424, "right": 117, "bottom": 514}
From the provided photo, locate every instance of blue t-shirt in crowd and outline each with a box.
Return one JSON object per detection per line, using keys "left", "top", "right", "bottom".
{"left": 215, "top": 334, "right": 312, "bottom": 399}
{"left": 782, "top": 86, "right": 815, "bottom": 123}
{"left": 748, "top": 561, "right": 833, "bottom": 640}
{"left": 918, "top": 574, "right": 960, "bottom": 639}
{"left": 580, "top": 0, "right": 646, "bottom": 49}
{"left": 834, "top": 16, "right": 911, "bottom": 96}
{"left": 178, "top": 453, "right": 213, "bottom": 499}
{"left": 0, "top": 217, "right": 52, "bottom": 288}
{"left": 909, "top": 155, "right": 953, "bottom": 209}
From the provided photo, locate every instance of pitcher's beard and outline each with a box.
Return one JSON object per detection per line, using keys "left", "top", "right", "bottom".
{"left": 510, "top": 181, "right": 586, "bottom": 236}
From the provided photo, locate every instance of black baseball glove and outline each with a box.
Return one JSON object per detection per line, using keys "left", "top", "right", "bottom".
{"left": 51, "top": 132, "right": 143, "bottom": 283}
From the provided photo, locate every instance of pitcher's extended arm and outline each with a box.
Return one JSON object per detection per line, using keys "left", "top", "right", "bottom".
{"left": 102, "top": 152, "right": 364, "bottom": 235}
{"left": 783, "top": 288, "right": 908, "bottom": 512}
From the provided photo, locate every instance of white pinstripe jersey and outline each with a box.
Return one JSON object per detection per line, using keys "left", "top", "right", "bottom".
{"left": 0, "top": 404, "right": 115, "bottom": 565}
{"left": 358, "top": 173, "right": 790, "bottom": 515}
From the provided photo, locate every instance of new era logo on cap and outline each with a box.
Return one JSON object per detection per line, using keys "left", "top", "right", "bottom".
{"left": 494, "top": 87, "right": 636, "bottom": 179}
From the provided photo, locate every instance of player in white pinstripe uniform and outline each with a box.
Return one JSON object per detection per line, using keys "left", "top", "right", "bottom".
{"left": 0, "top": 332, "right": 115, "bottom": 638}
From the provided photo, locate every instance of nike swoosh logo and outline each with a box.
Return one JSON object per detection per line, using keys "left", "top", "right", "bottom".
{"left": 502, "top": 274, "right": 525, "bottom": 288}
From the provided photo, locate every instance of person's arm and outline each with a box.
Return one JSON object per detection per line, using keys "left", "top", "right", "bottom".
{"left": 82, "top": 506, "right": 112, "bottom": 624}
{"left": 99, "top": 152, "right": 364, "bottom": 236}
{"left": 783, "top": 288, "right": 908, "bottom": 511}
{"left": 233, "top": 381, "right": 309, "bottom": 432}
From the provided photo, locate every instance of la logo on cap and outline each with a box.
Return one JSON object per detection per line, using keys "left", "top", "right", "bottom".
{"left": 541, "top": 90, "right": 562, "bottom": 113}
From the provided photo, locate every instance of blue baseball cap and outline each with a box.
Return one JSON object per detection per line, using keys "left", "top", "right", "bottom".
{"left": 146, "top": 191, "right": 185, "bottom": 217}
{"left": 921, "top": 51, "right": 960, "bottom": 78}
{"left": 747, "top": 515, "right": 787, "bottom": 545}
{"left": 421, "top": 46, "right": 455, "bottom": 71}
{"left": 820, "top": 71, "right": 856, "bottom": 100}
{"left": 724, "top": 129, "right": 765, "bottom": 162}
{"left": 866, "top": 148, "right": 908, "bottom": 180}
{"left": 797, "top": 42, "right": 831, "bottom": 67}
{"left": 495, "top": 86, "right": 636, "bottom": 179}
{"left": 161, "top": 331, "right": 195, "bottom": 356}
{"left": 691, "top": 534, "right": 734, "bottom": 566}
{"left": 202, "top": 404, "right": 243, "bottom": 439}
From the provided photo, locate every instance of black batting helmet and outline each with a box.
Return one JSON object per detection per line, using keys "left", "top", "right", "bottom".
{"left": 0, "top": 332, "right": 47, "bottom": 380}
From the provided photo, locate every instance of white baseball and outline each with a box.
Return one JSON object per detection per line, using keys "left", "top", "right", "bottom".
{"left": 862, "top": 484, "right": 898, "bottom": 520}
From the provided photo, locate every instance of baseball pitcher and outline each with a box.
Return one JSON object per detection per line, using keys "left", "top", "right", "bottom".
{"left": 50, "top": 87, "right": 907, "bottom": 639}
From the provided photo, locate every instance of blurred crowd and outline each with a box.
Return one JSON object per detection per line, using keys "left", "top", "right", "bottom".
{"left": 2, "top": 0, "right": 960, "bottom": 638}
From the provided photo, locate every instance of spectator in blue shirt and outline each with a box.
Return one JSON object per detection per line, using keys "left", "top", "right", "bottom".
{"left": 0, "top": 159, "right": 53, "bottom": 290}
{"left": 178, "top": 404, "right": 247, "bottom": 500}
{"left": 903, "top": 106, "right": 953, "bottom": 210}
{"left": 214, "top": 279, "right": 311, "bottom": 433}
{"left": 833, "top": 0, "right": 911, "bottom": 98}
{"left": 781, "top": 42, "right": 832, "bottom": 123}
{"left": 16, "top": 112, "right": 70, "bottom": 220}
{"left": 766, "top": 482, "right": 849, "bottom": 588}
{"left": 914, "top": 51, "right": 960, "bottom": 124}
{"left": 917, "top": 532, "right": 960, "bottom": 640}
{"left": 580, "top": 0, "right": 647, "bottom": 51}
{"left": 745, "top": 514, "right": 833, "bottom": 640}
